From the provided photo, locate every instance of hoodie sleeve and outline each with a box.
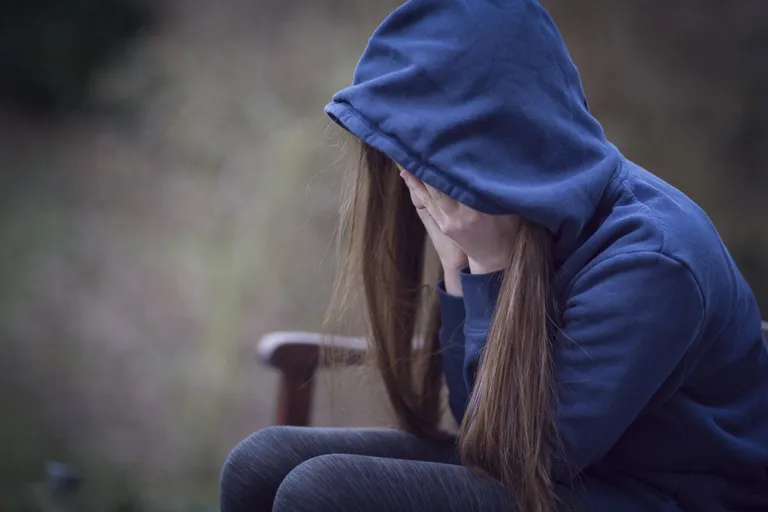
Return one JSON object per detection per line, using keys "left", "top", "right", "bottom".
{"left": 460, "top": 269, "right": 505, "bottom": 389}
{"left": 437, "top": 282, "right": 469, "bottom": 424}
{"left": 552, "top": 251, "right": 705, "bottom": 483}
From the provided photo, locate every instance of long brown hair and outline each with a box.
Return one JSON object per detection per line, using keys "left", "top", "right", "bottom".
{"left": 328, "top": 142, "right": 558, "bottom": 511}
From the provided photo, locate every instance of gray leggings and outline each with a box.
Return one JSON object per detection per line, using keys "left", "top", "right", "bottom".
{"left": 219, "top": 426, "right": 584, "bottom": 511}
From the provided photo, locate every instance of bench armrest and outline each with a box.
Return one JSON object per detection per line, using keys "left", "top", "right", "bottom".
{"left": 258, "top": 322, "right": 767, "bottom": 426}
{"left": 257, "top": 331, "right": 368, "bottom": 425}
{"left": 258, "top": 331, "right": 368, "bottom": 370}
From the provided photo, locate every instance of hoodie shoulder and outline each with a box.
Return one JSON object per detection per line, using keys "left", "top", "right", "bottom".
{"left": 571, "top": 161, "right": 720, "bottom": 268}
{"left": 553, "top": 249, "right": 705, "bottom": 480}
{"left": 563, "top": 158, "right": 746, "bottom": 332}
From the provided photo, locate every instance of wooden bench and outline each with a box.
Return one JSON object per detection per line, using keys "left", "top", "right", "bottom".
{"left": 257, "top": 322, "right": 768, "bottom": 426}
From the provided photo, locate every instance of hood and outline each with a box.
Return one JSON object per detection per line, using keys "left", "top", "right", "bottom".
{"left": 325, "top": 0, "right": 622, "bottom": 259}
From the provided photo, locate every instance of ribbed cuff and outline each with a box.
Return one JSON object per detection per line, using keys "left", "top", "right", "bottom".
{"left": 437, "top": 281, "right": 466, "bottom": 344}
{"left": 460, "top": 269, "right": 505, "bottom": 332}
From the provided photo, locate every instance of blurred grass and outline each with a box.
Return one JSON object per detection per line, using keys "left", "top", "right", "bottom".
{"left": 0, "top": 1, "right": 395, "bottom": 508}
{"left": 0, "top": 0, "right": 766, "bottom": 510}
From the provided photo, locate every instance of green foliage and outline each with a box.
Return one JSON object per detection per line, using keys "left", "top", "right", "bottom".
{"left": 0, "top": 0, "right": 151, "bottom": 113}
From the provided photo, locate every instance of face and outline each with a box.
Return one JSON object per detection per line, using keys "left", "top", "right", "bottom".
{"left": 396, "top": 161, "right": 522, "bottom": 275}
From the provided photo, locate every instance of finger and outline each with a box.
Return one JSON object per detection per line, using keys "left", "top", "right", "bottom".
{"left": 407, "top": 186, "right": 426, "bottom": 209}
{"left": 415, "top": 200, "right": 436, "bottom": 227}
{"left": 400, "top": 170, "right": 429, "bottom": 203}
{"left": 400, "top": 171, "right": 446, "bottom": 224}
{"left": 414, "top": 200, "right": 445, "bottom": 242}
{"left": 424, "top": 182, "right": 460, "bottom": 215}
{"left": 397, "top": 168, "right": 426, "bottom": 209}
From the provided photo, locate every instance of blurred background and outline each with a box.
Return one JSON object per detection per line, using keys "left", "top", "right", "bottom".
{"left": 0, "top": 0, "right": 766, "bottom": 510}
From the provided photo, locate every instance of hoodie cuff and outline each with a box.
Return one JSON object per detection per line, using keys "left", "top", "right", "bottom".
{"left": 437, "top": 281, "right": 466, "bottom": 345}
{"left": 460, "top": 269, "right": 504, "bottom": 332}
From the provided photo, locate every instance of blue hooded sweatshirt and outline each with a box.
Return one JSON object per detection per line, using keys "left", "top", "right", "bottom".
{"left": 325, "top": 1, "right": 768, "bottom": 510}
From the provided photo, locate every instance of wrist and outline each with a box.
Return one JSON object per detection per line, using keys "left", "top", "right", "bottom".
{"left": 442, "top": 266, "right": 463, "bottom": 296}
{"left": 468, "top": 257, "right": 507, "bottom": 275}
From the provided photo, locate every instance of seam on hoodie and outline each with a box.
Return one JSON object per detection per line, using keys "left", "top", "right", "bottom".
{"left": 534, "top": 2, "right": 578, "bottom": 126}
{"left": 611, "top": 168, "right": 709, "bottom": 316}
{"left": 621, "top": 169, "right": 669, "bottom": 253}
{"left": 562, "top": 250, "right": 707, "bottom": 348}
{"left": 553, "top": 157, "right": 626, "bottom": 278}
{"left": 328, "top": 100, "right": 508, "bottom": 212}
{"left": 560, "top": 163, "right": 662, "bottom": 295}
{"left": 602, "top": 158, "right": 628, "bottom": 206}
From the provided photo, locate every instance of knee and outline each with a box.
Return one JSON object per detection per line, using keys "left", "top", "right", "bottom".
{"left": 220, "top": 426, "right": 302, "bottom": 512}
{"left": 273, "top": 454, "right": 363, "bottom": 512}
{"left": 221, "top": 426, "right": 287, "bottom": 485}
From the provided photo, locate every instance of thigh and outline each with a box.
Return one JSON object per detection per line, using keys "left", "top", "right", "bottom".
{"left": 275, "top": 454, "right": 590, "bottom": 512}
{"left": 220, "top": 426, "right": 457, "bottom": 512}
{"left": 274, "top": 453, "right": 518, "bottom": 512}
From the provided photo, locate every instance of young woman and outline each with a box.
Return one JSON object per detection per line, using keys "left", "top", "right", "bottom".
{"left": 220, "top": 1, "right": 768, "bottom": 510}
